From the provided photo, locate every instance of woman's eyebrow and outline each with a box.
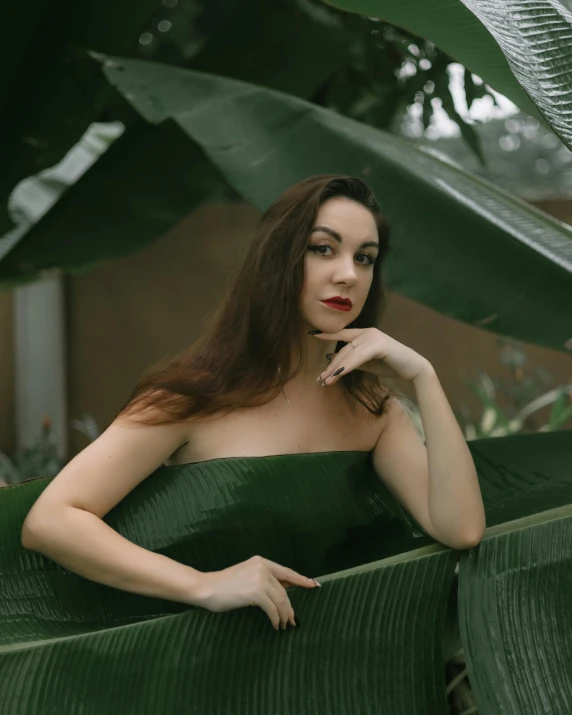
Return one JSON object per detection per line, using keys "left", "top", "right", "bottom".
{"left": 311, "top": 226, "right": 379, "bottom": 250}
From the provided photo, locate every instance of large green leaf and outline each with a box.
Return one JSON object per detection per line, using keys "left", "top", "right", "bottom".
{"left": 327, "top": 0, "right": 572, "bottom": 149}
{"left": 98, "top": 56, "right": 572, "bottom": 352}
{"left": 459, "top": 504, "right": 572, "bottom": 714}
{"left": 322, "top": 0, "right": 541, "bottom": 118}
{"left": 0, "top": 120, "right": 224, "bottom": 288}
{"left": 457, "top": 430, "right": 572, "bottom": 712}
{"left": 0, "top": 1, "right": 350, "bottom": 289}
{"left": 2, "top": 433, "right": 571, "bottom": 712}
{"left": 0, "top": 0, "right": 162, "bottom": 234}
{"left": 468, "top": 430, "right": 572, "bottom": 527}
{"left": 457, "top": 0, "right": 572, "bottom": 149}
{"left": 188, "top": 0, "right": 351, "bottom": 99}
{"left": 0, "top": 451, "right": 454, "bottom": 714}
{"left": 440, "top": 430, "right": 572, "bottom": 669}
{"left": 0, "top": 0, "right": 50, "bottom": 116}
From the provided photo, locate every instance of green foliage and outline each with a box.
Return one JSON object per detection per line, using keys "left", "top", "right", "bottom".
{"left": 136, "top": 0, "right": 494, "bottom": 162}
{"left": 458, "top": 338, "right": 572, "bottom": 439}
{"left": 0, "top": 416, "right": 100, "bottom": 486}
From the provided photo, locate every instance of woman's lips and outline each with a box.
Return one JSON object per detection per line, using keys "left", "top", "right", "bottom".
{"left": 320, "top": 300, "right": 352, "bottom": 312}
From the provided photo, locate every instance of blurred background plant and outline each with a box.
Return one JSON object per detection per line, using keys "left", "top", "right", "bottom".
{"left": 457, "top": 337, "right": 572, "bottom": 440}
{"left": 404, "top": 337, "right": 572, "bottom": 443}
{"left": 0, "top": 415, "right": 101, "bottom": 487}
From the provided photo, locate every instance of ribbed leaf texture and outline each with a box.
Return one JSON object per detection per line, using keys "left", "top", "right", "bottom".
{"left": 3, "top": 432, "right": 571, "bottom": 713}
{"left": 460, "top": 430, "right": 572, "bottom": 713}
{"left": 322, "top": 0, "right": 540, "bottom": 119}
{"left": 460, "top": 0, "right": 572, "bottom": 149}
{"left": 0, "top": 451, "right": 454, "bottom": 715}
{"left": 468, "top": 430, "right": 572, "bottom": 526}
{"left": 459, "top": 505, "right": 572, "bottom": 714}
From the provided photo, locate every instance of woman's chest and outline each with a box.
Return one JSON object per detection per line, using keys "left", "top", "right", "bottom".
{"left": 165, "top": 391, "right": 385, "bottom": 466}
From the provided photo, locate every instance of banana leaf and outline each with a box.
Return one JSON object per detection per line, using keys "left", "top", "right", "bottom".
{"left": 323, "top": 0, "right": 572, "bottom": 148}
{"left": 188, "top": 0, "right": 351, "bottom": 100}
{"left": 459, "top": 504, "right": 572, "bottom": 714}
{"left": 0, "top": 0, "right": 350, "bottom": 290}
{"left": 96, "top": 55, "right": 572, "bottom": 353}
{"left": 467, "top": 430, "right": 572, "bottom": 526}
{"left": 1, "top": 431, "right": 571, "bottom": 713}
{"left": 0, "top": 0, "right": 162, "bottom": 235}
{"left": 0, "top": 0, "right": 50, "bottom": 115}
{"left": 0, "top": 121, "right": 225, "bottom": 288}
{"left": 462, "top": 430, "right": 572, "bottom": 713}
{"left": 0, "top": 451, "right": 453, "bottom": 714}
{"left": 457, "top": 0, "right": 572, "bottom": 149}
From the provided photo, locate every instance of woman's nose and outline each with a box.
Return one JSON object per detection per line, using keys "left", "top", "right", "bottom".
{"left": 333, "top": 260, "right": 358, "bottom": 283}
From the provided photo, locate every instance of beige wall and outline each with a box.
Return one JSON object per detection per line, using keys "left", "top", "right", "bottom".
{"left": 67, "top": 203, "right": 258, "bottom": 455}
{"left": 65, "top": 201, "right": 572, "bottom": 457}
{"left": 0, "top": 290, "right": 15, "bottom": 455}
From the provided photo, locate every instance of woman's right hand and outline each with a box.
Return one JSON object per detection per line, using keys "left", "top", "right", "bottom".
{"left": 194, "top": 555, "right": 320, "bottom": 630}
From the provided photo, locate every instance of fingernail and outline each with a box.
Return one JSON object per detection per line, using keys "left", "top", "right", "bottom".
{"left": 307, "top": 330, "right": 322, "bottom": 335}
{"left": 326, "top": 353, "right": 332, "bottom": 360}
{"left": 332, "top": 367, "right": 345, "bottom": 376}
{"left": 313, "top": 579, "right": 322, "bottom": 587}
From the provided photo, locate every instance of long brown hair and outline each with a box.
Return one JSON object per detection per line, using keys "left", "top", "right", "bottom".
{"left": 113, "top": 174, "right": 397, "bottom": 427}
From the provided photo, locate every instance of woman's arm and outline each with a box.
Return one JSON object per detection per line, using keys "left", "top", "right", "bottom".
{"left": 412, "top": 363, "right": 486, "bottom": 546}
{"left": 21, "top": 405, "right": 205, "bottom": 604}
{"left": 372, "top": 368, "right": 486, "bottom": 550}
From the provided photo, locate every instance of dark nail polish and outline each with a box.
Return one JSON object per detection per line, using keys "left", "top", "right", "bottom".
{"left": 332, "top": 367, "right": 345, "bottom": 376}
{"left": 307, "top": 330, "right": 322, "bottom": 335}
{"left": 326, "top": 353, "right": 332, "bottom": 360}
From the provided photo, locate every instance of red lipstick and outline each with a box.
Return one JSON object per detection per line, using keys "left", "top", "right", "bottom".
{"left": 320, "top": 296, "right": 352, "bottom": 312}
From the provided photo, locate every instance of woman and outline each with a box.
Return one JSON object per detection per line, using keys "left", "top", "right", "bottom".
{"left": 20, "top": 173, "right": 485, "bottom": 637}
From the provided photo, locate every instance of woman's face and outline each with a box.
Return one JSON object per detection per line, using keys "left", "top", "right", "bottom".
{"left": 300, "top": 196, "right": 379, "bottom": 330}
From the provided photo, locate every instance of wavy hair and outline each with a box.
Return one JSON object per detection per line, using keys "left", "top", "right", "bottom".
{"left": 112, "top": 174, "right": 397, "bottom": 426}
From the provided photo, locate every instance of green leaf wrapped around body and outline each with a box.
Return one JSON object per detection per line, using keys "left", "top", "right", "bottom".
{"left": 1, "top": 432, "right": 572, "bottom": 713}
{"left": 0, "top": 451, "right": 450, "bottom": 714}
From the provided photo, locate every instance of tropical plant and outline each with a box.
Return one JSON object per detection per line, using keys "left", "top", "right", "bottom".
{"left": 1, "top": 1, "right": 572, "bottom": 713}
{"left": 456, "top": 338, "right": 572, "bottom": 440}
{"left": 0, "top": 415, "right": 101, "bottom": 486}
{"left": 0, "top": 418, "right": 62, "bottom": 487}
{"left": 0, "top": 0, "right": 487, "bottom": 285}
{"left": 2, "top": 434, "right": 572, "bottom": 714}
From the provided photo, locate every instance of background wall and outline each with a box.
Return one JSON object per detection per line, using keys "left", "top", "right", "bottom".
{"left": 63, "top": 201, "right": 572, "bottom": 457}
{"left": 2, "top": 201, "right": 571, "bottom": 459}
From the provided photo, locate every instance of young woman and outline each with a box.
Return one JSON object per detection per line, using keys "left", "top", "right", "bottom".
{"left": 21, "top": 174, "right": 486, "bottom": 633}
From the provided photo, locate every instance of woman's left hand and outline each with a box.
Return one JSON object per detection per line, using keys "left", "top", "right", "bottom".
{"left": 312, "top": 327, "right": 432, "bottom": 384}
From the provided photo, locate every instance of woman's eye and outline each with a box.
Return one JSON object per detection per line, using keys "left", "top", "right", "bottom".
{"left": 308, "top": 244, "right": 376, "bottom": 265}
